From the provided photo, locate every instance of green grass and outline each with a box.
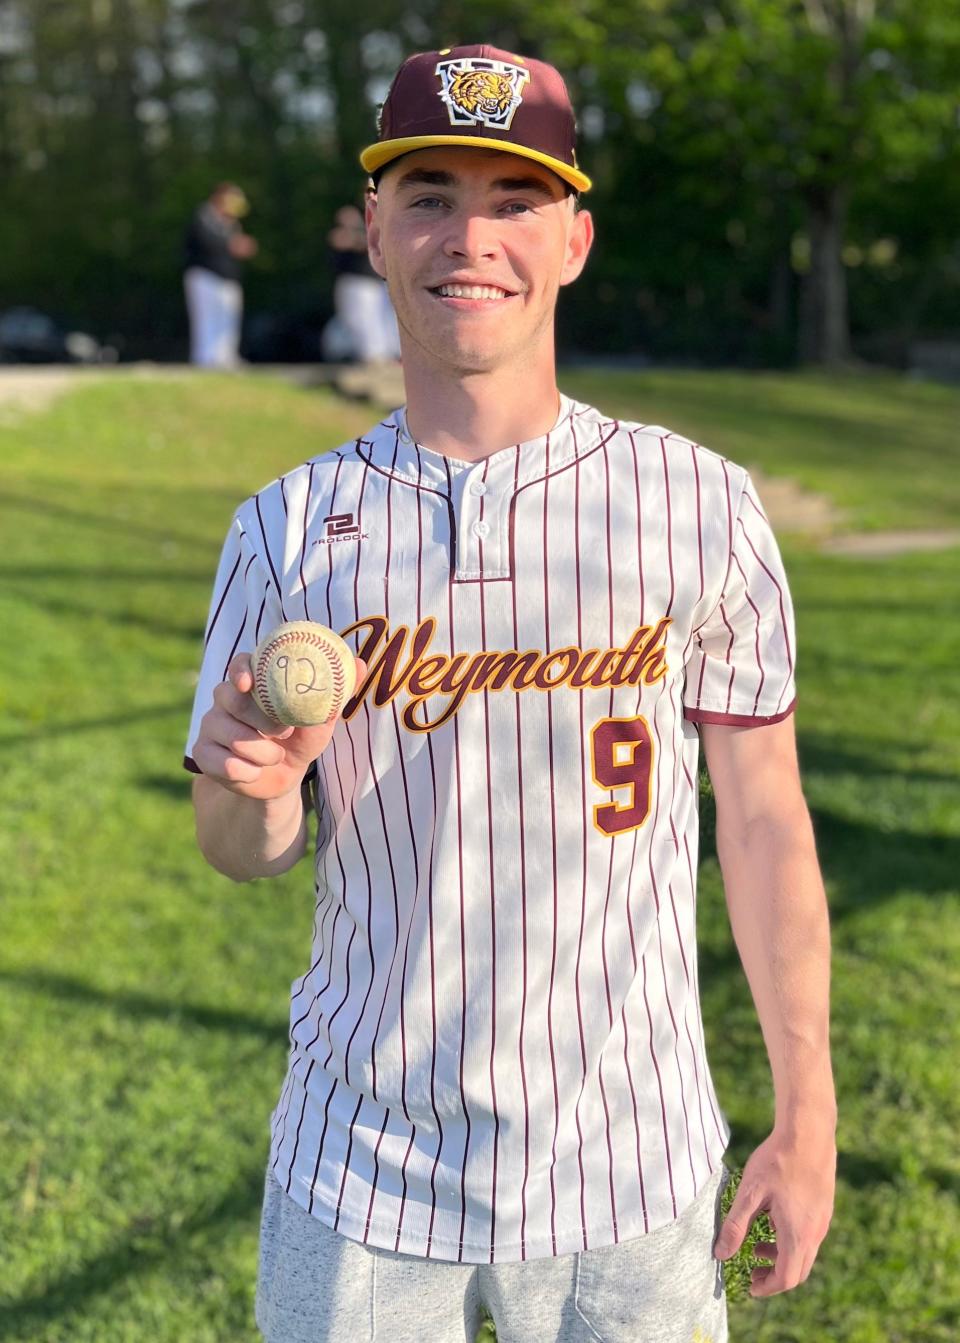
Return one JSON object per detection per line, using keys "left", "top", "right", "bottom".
{"left": 1, "top": 369, "right": 958, "bottom": 1341}
{"left": 563, "top": 367, "right": 960, "bottom": 532}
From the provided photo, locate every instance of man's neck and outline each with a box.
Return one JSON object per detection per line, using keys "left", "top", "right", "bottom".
{"left": 401, "top": 351, "right": 562, "bottom": 463}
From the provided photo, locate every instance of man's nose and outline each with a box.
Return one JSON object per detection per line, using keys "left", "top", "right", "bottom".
{"left": 442, "top": 213, "right": 500, "bottom": 262}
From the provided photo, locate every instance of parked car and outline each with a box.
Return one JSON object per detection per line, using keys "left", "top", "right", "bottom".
{"left": 0, "top": 306, "right": 120, "bottom": 364}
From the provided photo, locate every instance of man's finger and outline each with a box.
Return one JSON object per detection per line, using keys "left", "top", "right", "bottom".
{"left": 750, "top": 1238, "right": 805, "bottom": 1297}
{"left": 228, "top": 653, "right": 254, "bottom": 692}
{"left": 715, "top": 1185, "right": 765, "bottom": 1260}
{"left": 192, "top": 740, "right": 263, "bottom": 785}
{"left": 224, "top": 728, "right": 288, "bottom": 768}
{"left": 749, "top": 1263, "right": 776, "bottom": 1296}
{"left": 227, "top": 651, "right": 293, "bottom": 732}
{"left": 215, "top": 670, "right": 294, "bottom": 738}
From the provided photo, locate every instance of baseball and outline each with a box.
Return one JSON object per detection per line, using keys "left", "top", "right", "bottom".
{"left": 250, "top": 621, "right": 357, "bottom": 727}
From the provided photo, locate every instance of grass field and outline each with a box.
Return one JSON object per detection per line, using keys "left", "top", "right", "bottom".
{"left": 1, "top": 369, "right": 958, "bottom": 1342}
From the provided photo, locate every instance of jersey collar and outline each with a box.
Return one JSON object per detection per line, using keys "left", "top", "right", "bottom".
{"left": 359, "top": 395, "right": 586, "bottom": 491}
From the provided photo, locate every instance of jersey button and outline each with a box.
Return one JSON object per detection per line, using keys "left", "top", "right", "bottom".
{"left": 473, "top": 520, "right": 490, "bottom": 538}
{"left": 469, "top": 480, "right": 487, "bottom": 496}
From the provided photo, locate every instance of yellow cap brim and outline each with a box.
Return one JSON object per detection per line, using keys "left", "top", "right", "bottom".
{"left": 360, "top": 135, "right": 591, "bottom": 193}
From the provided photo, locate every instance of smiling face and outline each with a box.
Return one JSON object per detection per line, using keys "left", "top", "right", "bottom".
{"left": 365, "top": 146, "right": 593, "bottom": 377}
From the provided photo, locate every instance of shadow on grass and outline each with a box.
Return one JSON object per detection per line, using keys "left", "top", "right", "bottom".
{"left": 835, "top": 1151, "right": 897, "bottom": 1190}
{"left": 795, "top": 725, "right": 958, "bottom": 918}
{"left": 0, "top": 489, "right": 232, "bottom": 555}
{"left": 698, "top": 736, "right": 958, "bottom": 929}
{"left": 808, "top": 807, "right": 958, "bottom": 922}
{"left": 0, "top": 700, "right": 192, "bottom": 748}
{"left": 795, "top": 596, "right": 959, "bottom": 617}
{"left": 0, "top": 1165, "right": 266, "bottom": 1337}
{"left": 6, "top": 584, "right": 206, "bottom": 644}
{"left": 797, "top": 737, "right": 959, "bottom": 789}
{"left": 694, "top": 942, "right": 740, "bottom": 984}
{"left": 139, "top": 772, "right": 195, "bottom": 799}
{"left": 926, "top": 1165, "right": 960, "bottom": 1199}
{"left": 0, "top": 563, "right": 214, "bottom": 583}
{"left": 0, "top": 967, "right": 288, "bottom": 1043}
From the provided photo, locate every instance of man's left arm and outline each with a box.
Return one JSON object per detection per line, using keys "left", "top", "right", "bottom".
{"left": 701, "top": 714, "right": 837, "bottom": 1297}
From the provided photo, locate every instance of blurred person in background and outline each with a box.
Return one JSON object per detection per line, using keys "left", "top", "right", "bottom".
{"left": 183, "top": 182, "right": 258, "bottom": 368}
{"left": 324, "top": 202, "right": 400, "bottom": 363}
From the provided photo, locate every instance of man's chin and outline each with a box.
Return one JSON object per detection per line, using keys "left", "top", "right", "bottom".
{"left": 401, "top": 322, "right": 528, "bottom": 376}
{"left": 433, "top": 340, "right": 518, "bottom": 377}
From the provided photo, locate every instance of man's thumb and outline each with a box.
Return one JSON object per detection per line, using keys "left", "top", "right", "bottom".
{"left": 714, "top": 1189, "right": 756, "bottom": 1261}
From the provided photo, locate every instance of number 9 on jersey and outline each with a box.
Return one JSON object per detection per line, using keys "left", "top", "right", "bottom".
{"left": 590, "top": 715, "right": 654, "bottom": 837}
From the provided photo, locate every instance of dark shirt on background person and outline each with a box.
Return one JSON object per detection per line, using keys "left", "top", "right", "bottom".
{"left": 184, "top": 203, "right": 242, "bottom": 282}
{"left": 329, "top": 246, "right": 378, "bottom": 279}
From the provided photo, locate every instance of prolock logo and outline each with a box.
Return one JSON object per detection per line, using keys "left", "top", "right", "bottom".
{"left": 314, "top": 512, "right": 368, "bottom": 545}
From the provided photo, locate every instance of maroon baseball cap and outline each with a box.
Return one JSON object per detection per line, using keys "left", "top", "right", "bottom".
{"left": 360, "top": 45, "right": 591, "bottom": 193}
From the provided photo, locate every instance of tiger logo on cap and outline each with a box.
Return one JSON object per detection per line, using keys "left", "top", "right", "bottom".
{"left": 436, "top": 57, "right": 530, "bottom": 130}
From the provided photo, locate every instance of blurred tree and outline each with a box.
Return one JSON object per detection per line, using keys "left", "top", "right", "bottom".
{"left": 0, "top": 0, "right": 957, "bottom": 365}
{"left": 588, "top": 0, "right": 960, "bottom": 365}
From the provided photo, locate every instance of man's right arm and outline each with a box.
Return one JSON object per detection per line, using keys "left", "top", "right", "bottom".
{"left": 190, "top": 653, "right": 361, "bottom": 883}
{"left": 192, "top": 776, "right": 308, "bottom": 882}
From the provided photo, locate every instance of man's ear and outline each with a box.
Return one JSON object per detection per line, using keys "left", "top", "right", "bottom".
{"left": 365, "top": 193, "right": 387, "bottom": 279}
{"left": 559, "top": 206, "right": 594, "bottom": 287}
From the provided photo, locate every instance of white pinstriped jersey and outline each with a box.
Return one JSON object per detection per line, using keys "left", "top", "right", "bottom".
{"left": 185, "top": 395, "right": 797, "bottom": 1264}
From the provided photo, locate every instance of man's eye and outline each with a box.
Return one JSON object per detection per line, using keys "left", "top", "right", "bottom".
{"left": 411, "top": 196, "right": 445, "bottom": 209}
{"left": 502, "top": 201, "right": 533, "bottom": 215}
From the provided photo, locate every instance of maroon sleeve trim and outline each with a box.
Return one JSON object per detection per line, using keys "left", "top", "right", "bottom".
{"left": 184, "top": 755, "right": 201, "bottom": 774}
{"left": 683, "top": 697, "right": 797, "bottom": 728}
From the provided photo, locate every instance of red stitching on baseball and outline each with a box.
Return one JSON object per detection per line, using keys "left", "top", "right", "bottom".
{"left": 255, "top": 628, "right": 350, "bottom": 721}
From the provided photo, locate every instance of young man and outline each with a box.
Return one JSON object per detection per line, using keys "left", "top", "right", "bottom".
{"left": 185, "top": 45, "right": 837, "bottom": 1343}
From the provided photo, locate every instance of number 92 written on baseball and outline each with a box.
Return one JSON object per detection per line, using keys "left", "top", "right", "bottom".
{"left": 250, "top": 621, "right": 357, "bottom": 727}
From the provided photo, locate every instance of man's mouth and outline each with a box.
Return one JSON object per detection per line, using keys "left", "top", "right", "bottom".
{"left": 431, "top": 283, "right": 517, "bottom": 301}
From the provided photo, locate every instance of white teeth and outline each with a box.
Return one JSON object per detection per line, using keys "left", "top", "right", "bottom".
{"left": 436, "top": 284, "right": 512, "bottom": 300}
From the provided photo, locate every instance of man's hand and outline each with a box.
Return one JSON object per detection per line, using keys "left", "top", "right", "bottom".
{"left": 714, "top": 1125, "right": 836, "bottom": 1297}
{"left": 191, "top": 652, "right": 364, "bottom": 800}
{"left": 229, "top": 233, "right": 258, "bottom": 259}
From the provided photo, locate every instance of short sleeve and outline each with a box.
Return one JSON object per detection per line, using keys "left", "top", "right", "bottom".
{"left": 683, "top": 475, "right": 797, "bottom": 726}
{"left": 183, "top": 516, "right": 284, "bottom": 772}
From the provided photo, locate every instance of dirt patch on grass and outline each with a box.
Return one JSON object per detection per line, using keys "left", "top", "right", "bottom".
{"left": 820, "top": 529, "right": 960, "bottom": 557}
{"left": 747, "top": 465, "right": 845, "bottom": 540}
{"left": 748, "top": 467, "right": 960, "bottom": 557}
{"left": 0, "top": 367, "right": 89, "bottom": 417}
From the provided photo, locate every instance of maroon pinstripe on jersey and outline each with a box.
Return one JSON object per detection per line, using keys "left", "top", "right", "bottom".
{"left": 184, "top": 397, "right": 797, "bottom": 1263}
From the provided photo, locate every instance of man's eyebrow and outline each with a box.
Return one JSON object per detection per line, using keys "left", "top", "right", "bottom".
{"left": 394, "top": 168, "right": 457, "bottom": 189}
{"left": 394, "top": 167, "right": 559, "bottom": 200}
{"left": 490, "top": 175, "right": 559, "bottom": 200}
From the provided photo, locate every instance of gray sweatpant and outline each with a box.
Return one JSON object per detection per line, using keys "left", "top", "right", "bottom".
{"left": 255, "top": 1164, "right": 729, "bottom": 1342}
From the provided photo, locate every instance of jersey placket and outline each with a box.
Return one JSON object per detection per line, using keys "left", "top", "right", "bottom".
{"left": 451, "top": 457, "right": 512, "bottom": 582}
